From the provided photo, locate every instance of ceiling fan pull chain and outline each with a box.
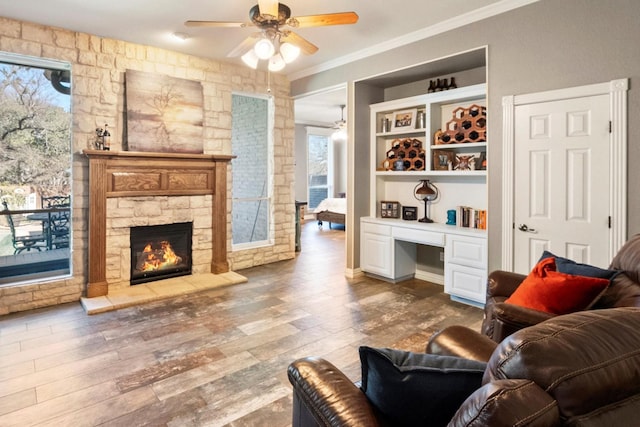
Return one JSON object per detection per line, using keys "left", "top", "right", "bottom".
{"left": 267, "top": 68, "right": 272, "bottom": 94}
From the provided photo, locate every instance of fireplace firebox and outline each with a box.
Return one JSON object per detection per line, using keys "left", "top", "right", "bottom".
{"left": 130, "top": 222, "right": 193, "bottom": 285}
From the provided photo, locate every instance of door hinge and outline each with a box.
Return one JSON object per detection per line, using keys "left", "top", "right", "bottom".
{"left": 609, "top": 121, "right": 612, "bottom": 133}
{"left": 608, "top": 216, "right": 612, "bottom": 228}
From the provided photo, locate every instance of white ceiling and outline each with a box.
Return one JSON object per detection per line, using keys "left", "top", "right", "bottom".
{"left": 2, "top": 0, "right": 532, "bottom": 125}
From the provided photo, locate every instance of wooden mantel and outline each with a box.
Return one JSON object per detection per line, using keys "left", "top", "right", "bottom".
{"left": 83, "top": 149, "right": 234, "bottom": 298}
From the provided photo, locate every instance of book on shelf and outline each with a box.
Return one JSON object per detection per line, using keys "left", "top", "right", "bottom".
{"left": 456, "top": 206, "right": 487, "bottom": 230}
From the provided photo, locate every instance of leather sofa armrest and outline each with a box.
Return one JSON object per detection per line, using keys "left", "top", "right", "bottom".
{"left": 487, "top": 270, "right": 528, "bottom": 298}
{"left": 487, "top": 302, "right": 556, "bottom": 342}
{"left": 287, "top": 357, "right": 383, "bottom": 427}
{"left": 448, "top": 379, "right": 559, "bottom": 427}
{"left": 426, "top": 325, "right": 497, "bottom": 362}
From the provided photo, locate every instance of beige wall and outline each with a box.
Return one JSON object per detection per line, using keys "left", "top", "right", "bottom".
{"left": 291, "top": 0, "right": 640, "bottom": 272}
{"left": 0, "top": 16, "right": 295, "bottom": 315}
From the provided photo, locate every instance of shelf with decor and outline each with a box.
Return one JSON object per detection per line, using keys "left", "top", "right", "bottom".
{"left": 368, "top": 83, "right": 487, "bottom": 218}
{"left": 429, "top": 88, "right": 487, "bottom": 173}
{"left": 372, "top": 94, "right": 428, "bottom": 174}
{"left": 364, "top": 82, "right": 488, "bottom": 306}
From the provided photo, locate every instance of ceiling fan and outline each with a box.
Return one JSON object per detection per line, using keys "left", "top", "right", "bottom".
{"left": 185, "top": 0, "right": 358, "bottom": 71}
{"left": 332, "top": 105, "right": 347, "bottom": 141}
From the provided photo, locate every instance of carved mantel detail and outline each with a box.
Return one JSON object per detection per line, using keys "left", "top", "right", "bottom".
{"left": 83, "top": 149, "right": 234, "bottom": 298}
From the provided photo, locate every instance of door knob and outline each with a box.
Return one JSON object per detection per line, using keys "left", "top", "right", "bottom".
{"left": 518, "top": 224, "right": 537, "bottom": 233}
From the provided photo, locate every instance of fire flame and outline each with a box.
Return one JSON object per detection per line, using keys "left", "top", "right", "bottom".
{"left": 138, "top": 240, "right": 183, "bottom": 272}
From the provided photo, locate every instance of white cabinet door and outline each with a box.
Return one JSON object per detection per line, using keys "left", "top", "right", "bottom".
{"left": 361, "top": 231, "right": 392, "bottom": 278}
{"left": 445, "top": 234, "right": 487, "bottom": 304}
{"left": 446, "top": 234, "right": 487, "bottom": 269}
{"left": 444, "top": 262, "right": 486, "bottom": 304}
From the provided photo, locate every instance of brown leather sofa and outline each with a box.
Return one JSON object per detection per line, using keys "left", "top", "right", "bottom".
{"left": 288, "top": 307, "right": 640, "bottom": 426}
{"left": 481, "top": 234, "right": 640, "bottom": 342}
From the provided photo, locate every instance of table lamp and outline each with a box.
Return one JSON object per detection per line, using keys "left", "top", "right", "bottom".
{"left": 414, "top": 179, "right": 439, "bottom": 223}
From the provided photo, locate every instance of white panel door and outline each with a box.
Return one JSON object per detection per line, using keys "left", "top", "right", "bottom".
{"left": 514, "top": 94, "right": 610, "bottom": 273}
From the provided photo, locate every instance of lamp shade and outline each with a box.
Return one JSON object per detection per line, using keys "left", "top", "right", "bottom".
{"left": 241, "top": 50, "right": 259, "bottom": 69}
{"left": 280, "top": 42, "right": 301, "bottom": 63}
{"left": 331, "top": 127, "right": 347, "bottom": 142}
{"left": 254, "top": 38, "right": 275, "bottom": 59}
{"left": 416, "top": 180, "right": 438, "bottom": 198}
{"left": 268, "top": 53, "right": 286, "bottom": 72}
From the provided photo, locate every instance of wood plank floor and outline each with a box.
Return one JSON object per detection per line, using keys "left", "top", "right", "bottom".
{"left": 0, "top": 221, "right": 483, "bottom": 426}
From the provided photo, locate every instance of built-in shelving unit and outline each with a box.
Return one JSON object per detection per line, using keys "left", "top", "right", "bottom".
{"left": 368, "top": 83, "right": 487, "bottom": 221}
{"left": 360, "top": 82, "right": 489, "bottom": 306}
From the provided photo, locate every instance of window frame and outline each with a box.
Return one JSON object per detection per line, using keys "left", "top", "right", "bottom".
{"left": 231, "top": 92, "right": 274, "bottom": 251}
{"left": 0, "top": 51, "right": 73, "bottom": 285}
{"left": 306, "top": 126, "right": 335, "bottom": 210}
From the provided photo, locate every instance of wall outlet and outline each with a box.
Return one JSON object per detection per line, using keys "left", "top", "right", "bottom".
{"left": 440, "top": 251, "right": 445, "bottom": 262}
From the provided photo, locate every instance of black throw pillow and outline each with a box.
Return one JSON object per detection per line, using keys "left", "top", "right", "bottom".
{"left": 359, "top": 346, "right": 486, "bottom": 427}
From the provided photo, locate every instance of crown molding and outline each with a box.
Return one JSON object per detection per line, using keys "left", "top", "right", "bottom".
{"left": 287, "top": 0, "right": 540, "bottom": 81}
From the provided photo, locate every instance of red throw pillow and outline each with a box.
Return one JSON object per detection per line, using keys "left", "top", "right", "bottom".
{"left": 506, "top": 257, "right": 609, "bottom": 315}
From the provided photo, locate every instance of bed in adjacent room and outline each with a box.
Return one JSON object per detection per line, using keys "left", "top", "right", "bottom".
{"left": 314, "top": 197, "right": 346, "bottom": 229}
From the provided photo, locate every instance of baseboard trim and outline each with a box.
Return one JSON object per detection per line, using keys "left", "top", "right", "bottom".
{"left": 415, "top": 270, "right": 444, "bottom": 285}
{"left": 345, "top": 267, "right": 364, "bottom": 279}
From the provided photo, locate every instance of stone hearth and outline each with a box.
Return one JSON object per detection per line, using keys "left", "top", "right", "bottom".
{"left": 80, "top": 271, "right": 247, "bottom": 314}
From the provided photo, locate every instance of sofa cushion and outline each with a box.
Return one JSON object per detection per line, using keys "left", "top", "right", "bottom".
{"left": 540, "top": 250, "right": 619, "bottom": 279}
{"left": 506, "top": 257, "right": 609, "bottom": 315}
{"left": 359, "top": 346, "right": 486, "bottom": 427}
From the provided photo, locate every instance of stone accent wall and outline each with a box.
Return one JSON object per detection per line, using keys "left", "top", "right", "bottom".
{"left": 0, "top": 16, "right": 295, "bottom": 315}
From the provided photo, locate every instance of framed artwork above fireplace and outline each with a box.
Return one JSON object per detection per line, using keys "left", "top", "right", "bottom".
{"left": 125, "top": 69, "right": 204, "bottom": 154}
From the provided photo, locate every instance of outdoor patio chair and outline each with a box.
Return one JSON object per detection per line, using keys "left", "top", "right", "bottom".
{"left": 41, "top": 195, "right": 71, "bottom": 208}
{"left": 49, "top": 209, "right": 70, "bottom": 249}
{"left": 2, "top": 200, "right": 48, "bottom": 254}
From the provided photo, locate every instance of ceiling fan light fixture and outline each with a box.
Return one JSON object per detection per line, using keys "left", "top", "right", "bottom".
{"left": 331, "top": 127, "right": 347, "bottom": 142}
{"left": 241, "top": 50, "right": 260, "bottom": 69}
{"left": 172, "top": 32, "right": 190, "bottom": 41}
{"left": 280, "top": 42, "right": 300, "bottom": 63}
{"left": 254, "top": 37, "right": 275, "bottom": 59}
{"left": 331, "top": 104, "right": 348, "bottom": 141}
{"left": 268, "top": 54, "right": 286, "bottom": 71}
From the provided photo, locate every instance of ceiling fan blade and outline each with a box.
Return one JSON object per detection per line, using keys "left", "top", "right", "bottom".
{"left": 258, "top": 0, "right": 279, "bottom": 18}
{"left": 281, "top": 32, "right": 318, "bottom": 55}
{"left": 184, "top": 20, "right": 249, "bottom": 28}
{"left": 227, "top": 34, "right": 261, "bottom": 57}
{"left": 289, "top": 12, "right": 358, "bottom": 28}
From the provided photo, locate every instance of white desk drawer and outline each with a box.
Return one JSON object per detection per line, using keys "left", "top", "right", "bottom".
{"left": 392, "top": 227, "right": 445, "bottom": 246}
{"left": 362, "top": 221, "right": 391, "bottom": 236}
{"left": 446, "top": 234, "right": 487, "bottom": 269}
{"left": 445, "top": 262, "right": 487, "bottom": 303}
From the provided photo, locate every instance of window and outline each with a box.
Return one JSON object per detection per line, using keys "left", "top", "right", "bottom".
{"left": 231, "top": 93, "right": 272, "bottom": 248}
{"left": 0, "top": 52, "right": 72, "bottom": 284}
{"left": 306, "top": 127, "right": 334, "bottom": 210}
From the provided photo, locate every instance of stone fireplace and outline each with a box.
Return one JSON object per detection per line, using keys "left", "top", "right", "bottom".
{"left": 129, "top": 222, "right": 193, "bottom": 285}
{"left": 84, "top": 150, "right": 234, "bottom": 297}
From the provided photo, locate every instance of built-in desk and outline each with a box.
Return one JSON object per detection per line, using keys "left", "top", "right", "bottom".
{"left": 360, "top": 217, "right": 487, "bottom": 306}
